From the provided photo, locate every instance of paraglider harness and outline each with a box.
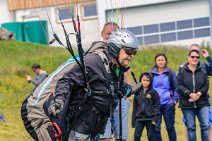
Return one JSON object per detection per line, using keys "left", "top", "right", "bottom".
{"left": 45, "top": 16, "right": 122, "bottom": 140}
{"left": 36, "top": 8, "right": 131, "bottom": 141}
{"left": 44, "top": 46, "right": 124, "bottom": 141}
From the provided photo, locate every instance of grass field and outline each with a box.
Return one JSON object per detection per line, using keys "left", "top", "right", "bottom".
{"left": 0, "top": 40, "right": 210, "bottom": 141}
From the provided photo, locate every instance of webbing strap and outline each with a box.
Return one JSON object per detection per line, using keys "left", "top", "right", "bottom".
{"left": 97, "top": 51, "right": 110, "bottom": 74}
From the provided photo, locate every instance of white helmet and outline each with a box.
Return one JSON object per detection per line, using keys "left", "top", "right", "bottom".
{"left": 107, "top": 29, "right": 139, "bottom": 58}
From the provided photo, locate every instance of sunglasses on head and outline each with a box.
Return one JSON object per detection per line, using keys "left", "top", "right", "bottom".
{"left": 123, "top": 48, "right": 137, "bottom": 56}
{"left": 190, "top": 56, "right": 200, "bottom": 59}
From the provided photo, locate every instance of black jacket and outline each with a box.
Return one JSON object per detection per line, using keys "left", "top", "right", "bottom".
{"left": 132, "top": 87, "right": 160, "bottom": 128}
{"left": 177, "top": 63, "right": 209, "bottom": 108}
{"left": 54, "top": 43, "right": 128, "bottom": 136}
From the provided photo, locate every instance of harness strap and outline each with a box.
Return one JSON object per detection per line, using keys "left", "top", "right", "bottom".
{"left": 97, "top": 51, "right": 111, "bottom": 74}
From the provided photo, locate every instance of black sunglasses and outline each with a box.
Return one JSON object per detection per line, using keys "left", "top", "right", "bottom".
{"left": 124, "top": 48, "right": 137, "bottom": 56}
{"left": 190, "top": 56, "right": 200, "bottom": 59}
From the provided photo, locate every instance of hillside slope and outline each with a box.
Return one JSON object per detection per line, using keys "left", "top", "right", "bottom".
{"left": 0, "top": 41, "right": 208, "bottom": 141}
{"left": 0, "top": 41, "right": 70, "bottom": 141}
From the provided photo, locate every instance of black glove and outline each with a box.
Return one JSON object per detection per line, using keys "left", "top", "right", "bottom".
{"left": 120, "top": 83, "right": 132, "bottom": 97}
{"left": 131, "top": 82, "right": 142, "bottom": 95}
{"left": 48, "top": 98, "right": 64, "bottom": 117}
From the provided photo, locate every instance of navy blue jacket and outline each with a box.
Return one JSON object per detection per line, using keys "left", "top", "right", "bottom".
{"left": 132, "top": 87, "right": 160, "bottom": 127}
{"left": 204, "top": 56, "right": 212, "bottom": 75}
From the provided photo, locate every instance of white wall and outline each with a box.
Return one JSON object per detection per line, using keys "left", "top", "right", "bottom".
{"left": 99, "top": 0, "right": 209, "bottom": 28}
{"left": 97, "top": 0, "right": 178, "bottom": 33}
{"left": 0, "top": 0, "right": 14, "bottom": 25}
{"left": 15, "top": 4, "right": 100, "bottom": 49}
{"left": 97, "top": 0, "right": 212, "bottom": 47}
{"left": 120, "top": 0, "right": 210, "bottom": 26}
{"left": 125, "top": 0, "right": 211, "bottom": 46}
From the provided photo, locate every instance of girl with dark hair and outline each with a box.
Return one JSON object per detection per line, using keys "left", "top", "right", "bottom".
{"left": 150, "top": 53, "right": 178, "bottom": 141}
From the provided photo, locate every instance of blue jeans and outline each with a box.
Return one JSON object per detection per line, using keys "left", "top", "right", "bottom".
{"left": 100, "top": 98, "right": 130, "bottom": 139}
{"left": 182, "top": 106, "right": 209, "bottom": 141}
{"left": 69, "top": 131, "right": 90, "bottom": 141}
{"left": 182, "top": 106, "right": 212, "bottom": 126}
{"left": 155, "top": 103, "right": 176, "bottom": 141}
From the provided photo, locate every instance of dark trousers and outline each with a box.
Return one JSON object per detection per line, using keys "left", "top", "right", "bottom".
{"left": 134, "top": 120, "right": 156, "bottom": 141}
{"left": 155, "top": 103, "right": 177, "bottom": 141}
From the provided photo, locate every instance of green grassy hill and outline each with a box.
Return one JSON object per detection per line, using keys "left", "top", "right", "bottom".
{"left": 0, "top": 41, "right": 209, "bottom": 141}
{"left": 0, "top": 41, "right": 70, "bottom": 141}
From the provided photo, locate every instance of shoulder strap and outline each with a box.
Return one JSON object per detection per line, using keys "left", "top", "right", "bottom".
{"left": 150, "top": 72, "right": 154, "bottom": 79}
{"left": 87, "top": 41, "right": 110, "bottom": 74}
{"left": 97, "top": 51, "right": 110, "bottom": 74}
{"left": 168, "top": 69, "right": 173, "bottom": 89}
{"left": 85, "top": 41, "right": 107, "bottom": 55}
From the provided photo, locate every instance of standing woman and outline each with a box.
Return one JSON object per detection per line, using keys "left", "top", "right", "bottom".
{"left": 178, "top": 49, "right": 209, "bottom": 141}
{"left": 151, "top": 53, "right": 178, "bottom": 141}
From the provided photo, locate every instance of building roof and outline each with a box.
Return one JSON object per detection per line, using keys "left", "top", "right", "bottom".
{"left": 7, "top": 0, "right": 95, "bottom": 11}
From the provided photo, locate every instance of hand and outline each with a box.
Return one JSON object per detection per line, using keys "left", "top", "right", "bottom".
{"left": 188, "top": 96, "right": 200, "bottom": 102}
{"left": 48, "top": 98, "right": 64, "bottom": 117}
{"left": 188, "top": 98, "right": 195, "bottom": 102}
{"left": 189, "top": 93, "right": 197, "bottom": 100}
{"left": 202, "top": 49, "right": 209, "bottom": 58}
{"left": 189, "top": 93, "right": 200, "bottom": 102}
{"left": 195, "top": 93, "right": 201, "bottom": 101}
{"left": 197, "top": 92, "right": 202, "bottom": 96}
{"left": 26, "top": 75, "right": 32, "bottom": 81}
{"left": 152, "top": 120, "right": 156, "bottom": 125}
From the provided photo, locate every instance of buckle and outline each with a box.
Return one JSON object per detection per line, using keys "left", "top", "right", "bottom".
{"left": 51, "top": 122, "right": 62, "bottom": 139}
